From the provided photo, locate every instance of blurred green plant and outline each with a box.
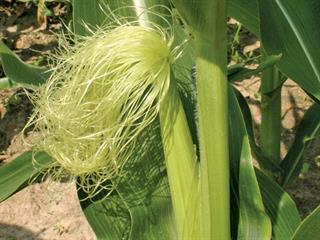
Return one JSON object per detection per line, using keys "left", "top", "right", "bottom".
{"left": 17, "top": 0, "right": 70, "bottom": 4}
{"left": 228, "top": 22, "right": 259, "bottom": 64}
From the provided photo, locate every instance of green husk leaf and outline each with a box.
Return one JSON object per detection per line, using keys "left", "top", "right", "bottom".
{"left": 128, "top": 183, "right": 177, "bottom": 240}
{"left": 73, "top": 2, "right": 196, "bottom": 239}
{"left": 78, "top": 186, "right": 131, "bottom": 239}
{"left": 116, "top": 122, "right": 177, "bottom": 240}
{"left": 159, "top": 80, "right": 199, "bottom": 239}
{"left": 78, "top": 121, "right": 177, "bottom": 240}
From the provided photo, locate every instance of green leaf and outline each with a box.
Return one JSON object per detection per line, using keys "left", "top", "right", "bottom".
{"left": 72, "top": 0, "right": 114, "bottom": 36}
{"left": 0, "top": 151, "right": 53, "bottom": 202}
{"left": 227, "top": 0, "right": 260, "bottom": 37}
{"left": 79, "top": 182, "right": 176, "bottom": 240}
{"left": 115, "top": 122, "right": 177, "bottom": 240}
{"left": 127, "top": 183, "right": 177, "bottom": 240}
{"left": 256, "top": 170, "right": 301, "bottom": 240}
{"left": 0, "top": 77, "right": 17, "bottom": 89}
{"left": 281, "top": 103, "right": 320, "bottom": 187}
{"left": 228, "top": 54, "right": 282, "bottom": 83}
{"left": 238, "top": 138, "right": 272, "bottom": 240}
{"left": 233, "top": 87, "right": 282, "bottom": 173}
{"left": 0, "top": 41, "right": 51, "bottom": 88}
{"left": 78, "top": 187, "right": 131, "bottom": 240}
{"left": 228, "top": 86, "right": 271, "bottom": 240}
{"left": 258, "top": 0, "right": 320, "bottom": 101}
{"left": 78, "top": 122, "right": 177, "bottom": 240}
{"left": 291, "top": 205, "right": 320, "bottom": 240}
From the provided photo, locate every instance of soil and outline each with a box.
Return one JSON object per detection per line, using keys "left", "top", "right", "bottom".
{"left": 0, "top": 2, "right": 319, "bottom": 240}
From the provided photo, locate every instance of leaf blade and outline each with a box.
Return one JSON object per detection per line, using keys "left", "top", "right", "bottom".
{"left": 0, "top": 41, "right": 50, "bottom": 88}
{"left": 78, "top": 187, "right": 131, "bottom": 240}
{"left": 291, "top": 205, "right": 320, "bottom": 240}
{"left": 0, "top": 151, "right": 52, "bottom": 202}
{"left": 227, "top": 0, "right": 260, "bottom": 36}
{"left": 228, "top": 54, "right": 282, "bottom": 83}
{"left": 259, "top": 0, "right": 320, "bottom": 101}
{"left": 228, "top": 86, "right": 272, "bottom": 240}
{"left": 281, "top": 103, "right": 320, "bottom": 187}
{"left": 256, "top": 170, "right": 301, "bottom": 239}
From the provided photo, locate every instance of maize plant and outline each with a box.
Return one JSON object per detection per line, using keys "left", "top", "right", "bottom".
{"left": 1, "top": 0, "right": 320, "bottom": 239}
